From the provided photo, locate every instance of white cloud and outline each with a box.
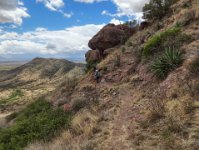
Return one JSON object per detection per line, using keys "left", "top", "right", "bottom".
{"left": 101, "top": 0, "right": 150, "bottom": 18}
{"left": 63, "top": 12, "right": 73, "bottom": 18}
{"left": 74, "top": 0, "right": 106, "bottom": 3}
{"left": 35, "top": 27, "right": 48, "bottom": 32}
{"left": 36, "top": 0, "right": 64, "bottom": 11}
{"left": 75, "top": 0, "right": 150, "bottom": 17}
{"left": 36, "top": 0, "right": 73, "bottom": 18}
{"left": 0, "top": 0, "right": 30, "bottom": 25}
{"left": 0, "top": 24, "right": 104, "bottom": 60}
{"left": 112, "top": 0, "right": 150, "bottom": 15}
{"left": 109, "top": 18, "right": 124, "bottom": 25}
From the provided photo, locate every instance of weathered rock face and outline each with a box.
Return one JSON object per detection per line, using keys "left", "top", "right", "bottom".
{"left": 88, "top": 24, "right": 135, "bottom": 57}
{"left": 85, "top": 50, "right": 101, "bottom": 62}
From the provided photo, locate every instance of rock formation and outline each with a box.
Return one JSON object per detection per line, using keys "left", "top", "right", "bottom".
{"left": 86, "top": 24, "right": 135, "bottom": 62}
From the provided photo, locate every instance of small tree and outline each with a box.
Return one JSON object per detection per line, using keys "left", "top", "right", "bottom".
{"left": 143, "top": 0, "right": 178, "bottom": 20}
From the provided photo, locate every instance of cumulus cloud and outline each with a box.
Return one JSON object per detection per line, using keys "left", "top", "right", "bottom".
{"left": 77, "top": 0, "right": 150, "bottom": 18}
{"left": 101, "top": 0, "right": 150, "bottom": 18}
{"left": 0, "top": 0, "right": 30, "bottom": 25}
{"left": 109, "top": 18, "right": 124, "bottom": 25}
{"left": 36, "top": 0, "right": 64, "bottom": 11}
{"left": 63, "top": 12, "right": 73, "bottom": 18}
{"left": 36, "top": 0, "right": 73, "bottom": 18}
{"left": 112, "top": 0, "right": 150, "bottom": 15}
{"left": 74, "top": 0, "right": 106, "bottom": 3}
{"left": 0, "top": 24, "right": 104, "bottom": 61}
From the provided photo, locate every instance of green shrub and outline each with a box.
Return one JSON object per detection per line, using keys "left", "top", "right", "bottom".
{"left": 85, "top": 60, "right": 99, "bottom": 73}
{"left": 142, "top": 27, "right": 191, "bottom": 57}
{"left": 143, "top": 0, "right": 179, "bottom": 20}
{"left": 183, "top": 1, "right": 192, "bottom": 8}
{"left": 151, "top": 48, "right": 183, "bottom": 79}
{"left": 0, "top": 99, "right": 72, "bottom": 150}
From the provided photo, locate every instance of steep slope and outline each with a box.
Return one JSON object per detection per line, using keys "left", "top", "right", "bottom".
{"left": 18, "top": 0, "right": 199, "bottom": 149}
{"left": 0, "top": 58, "right": 85, "bottom": 112}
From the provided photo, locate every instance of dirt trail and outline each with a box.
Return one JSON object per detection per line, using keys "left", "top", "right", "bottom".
{"left": 96, "top": 82, "right": 140, "bottom": 150}
{"left": 107, "top": 89, "right": 135, "bottom": 150}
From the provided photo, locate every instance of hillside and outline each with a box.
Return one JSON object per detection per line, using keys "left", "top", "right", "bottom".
{"left": 0, "top": 0, "right": 199, "bottom": 150}
{"left": 35, "top": 0, "right": 198, "bottom": 149}
{"left": 0, "top": 58, "right": 84, "bottom": 112}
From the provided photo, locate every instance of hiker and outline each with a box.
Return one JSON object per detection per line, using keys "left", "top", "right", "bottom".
{"left": 94, "top": 68, "right": 100, "bottom": 83}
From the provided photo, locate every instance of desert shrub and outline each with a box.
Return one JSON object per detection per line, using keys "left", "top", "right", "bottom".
{"left": 151, "top": 48, "right": 183, "bottom": 79}
{"left": 85, "top": 60, "right": 99, "bottom": 73}
{"left": 178, "top": 10, "right": 196, "bottom": 26}
{"left": 0, "top": 99, "right": 72, "bottom": 150}
{"left": 71, "top": 98, "right": 86, "bottom": 112}
{"left": 143, "top": 0, "right": 179, "bottom": 20}
{"left": 183, "top": 1, "right": 192, "bottom": 8}
{"left": 142, "top": 27, "right": 181, "bottom": 57}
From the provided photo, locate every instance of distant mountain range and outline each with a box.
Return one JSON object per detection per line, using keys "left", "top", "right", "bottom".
{"left": 0, "top": 57, "right": 85, "bottom": 90}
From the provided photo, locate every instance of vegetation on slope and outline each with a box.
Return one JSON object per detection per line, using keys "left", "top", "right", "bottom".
{"left": 142, "top": 27, "right": 191, "bottom": 57}
{"left": 143, "top": 0, "right": 179, "bottom": 20}
{"left": 0, "top": 99, "right": 72, "bottom": 150}
{"left": 151, "top": 48, "right": 183, "bottom": 79}
{"left": 0, "top": 89, "right": 24, "bottom": 109}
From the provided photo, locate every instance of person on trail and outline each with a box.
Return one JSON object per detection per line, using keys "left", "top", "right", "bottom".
{"left": 94, "top": 68, "right": 100, "bottom": 83}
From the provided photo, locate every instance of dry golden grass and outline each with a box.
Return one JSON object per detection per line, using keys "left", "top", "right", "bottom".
{"left": 165, "top": 96, "right": 193, "bottom": 130}
{"left": 25, "top": 109, "right": 99, "bottom": 150}
{"left": 71, "top": 109, "right": 99, "bottom": 137}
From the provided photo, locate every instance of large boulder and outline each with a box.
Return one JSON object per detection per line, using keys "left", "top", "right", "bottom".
{"left": 88, "top": 24, "right": 135, "bottom": 56}
{"left": 85, "top": 50, "right": 101, "bottom": 62}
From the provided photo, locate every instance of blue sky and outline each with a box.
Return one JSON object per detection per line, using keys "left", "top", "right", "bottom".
{"left": 0, "top": 0, "right": 149, "bottom": 62}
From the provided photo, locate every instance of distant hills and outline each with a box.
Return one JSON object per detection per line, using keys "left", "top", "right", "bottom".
{"left": 0, "top": 57, "right": 85, "bottom": 90}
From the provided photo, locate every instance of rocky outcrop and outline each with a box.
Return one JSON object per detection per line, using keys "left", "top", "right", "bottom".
{"left": 87, "top": 24, "right": 135, "bottom": 62}
{"left": 85, "top": 50, "right": 101, "bottom": 62}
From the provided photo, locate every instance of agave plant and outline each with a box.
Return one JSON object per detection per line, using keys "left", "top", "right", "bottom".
{"left": 151, "top": 47, "right": 183, "bottom": 79}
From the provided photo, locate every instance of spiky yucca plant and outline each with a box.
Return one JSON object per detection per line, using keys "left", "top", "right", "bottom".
{"left": 151, "top": 48, "right": 183, "bottom": 79}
